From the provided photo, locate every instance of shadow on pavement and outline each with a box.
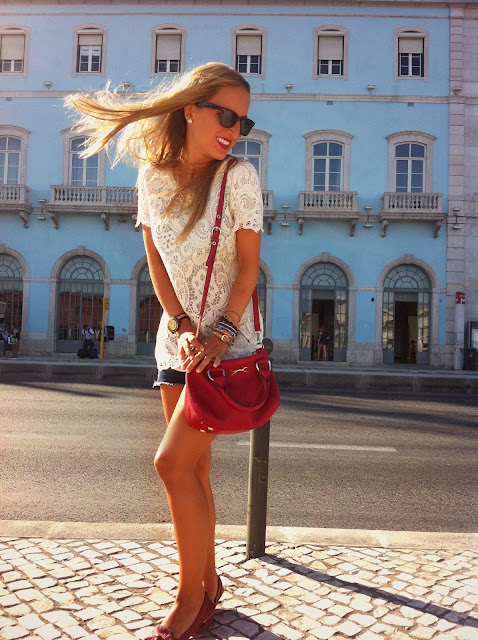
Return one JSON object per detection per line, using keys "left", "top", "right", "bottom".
{"left": 263, "top": 554, "right": 478, "bottom": 629}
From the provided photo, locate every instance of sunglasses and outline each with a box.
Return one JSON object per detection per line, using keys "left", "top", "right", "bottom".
{"left": 195, "top": 101, "right": 255, "bottom": 137}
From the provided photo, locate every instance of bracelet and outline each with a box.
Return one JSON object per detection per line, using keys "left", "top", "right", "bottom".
{"left": 217, "top": 316, "right": 238, "bottom": 332}
{"left": 212, "top": 329, "right": 234, "bottom": 345}
{"left": 216, "top": 321, "right": 237, "bottom": 337}
{"left": 224, "top": 309, "right": 241, "bottom": 324}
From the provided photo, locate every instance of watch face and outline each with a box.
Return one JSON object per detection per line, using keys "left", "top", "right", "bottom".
{"left": 168, "top": 317, "right": 179, "bottom": 333}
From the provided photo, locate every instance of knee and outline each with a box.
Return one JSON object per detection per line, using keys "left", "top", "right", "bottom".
{"left": 154, "top": 449, "right": 186, "bottom": 486}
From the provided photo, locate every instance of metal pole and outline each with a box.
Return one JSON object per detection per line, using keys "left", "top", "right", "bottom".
{"left": 246, "top": 420, "right": 270, "bottom": 559}
{"left": 246, "top": 337, "right": 273, "bottom": 559}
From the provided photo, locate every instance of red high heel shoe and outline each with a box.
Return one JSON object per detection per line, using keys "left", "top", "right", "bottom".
{"left": 197, "top": 576, "right": 224, "bottom": 635}
{"left": 146, "top": 591, "right": 215, "bottom": 640}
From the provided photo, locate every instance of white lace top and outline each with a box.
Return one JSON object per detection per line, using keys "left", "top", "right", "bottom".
{"left": 136, "top": 158, "right": 264, "bottom": 372}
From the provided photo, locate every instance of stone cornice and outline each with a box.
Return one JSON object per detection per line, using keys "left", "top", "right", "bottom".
{"left": 0, "top": 90, "right": 451, "bottom": 104}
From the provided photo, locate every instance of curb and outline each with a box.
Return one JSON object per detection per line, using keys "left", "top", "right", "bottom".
{"left": 1, "top": 520, "right": 477, "bottom": 551}
{"left": 1, "top": 359, "right": 477, "bottom": 392}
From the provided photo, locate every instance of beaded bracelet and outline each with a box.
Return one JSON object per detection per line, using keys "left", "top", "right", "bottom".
{"left": 217, "top": 315, "right": 238, "bottom": 332}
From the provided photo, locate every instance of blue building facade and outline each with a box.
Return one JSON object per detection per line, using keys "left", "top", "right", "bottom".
{"left": 1, "top": 1, "right": 475, "bottom": 367}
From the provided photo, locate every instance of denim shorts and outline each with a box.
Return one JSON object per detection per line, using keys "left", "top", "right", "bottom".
{"left": 153, "top": 368, "right": 186, "bottom": 388}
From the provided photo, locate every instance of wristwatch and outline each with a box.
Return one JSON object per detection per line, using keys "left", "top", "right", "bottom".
{"left": 167, "top": 312, "right": 190, "bottom": 334}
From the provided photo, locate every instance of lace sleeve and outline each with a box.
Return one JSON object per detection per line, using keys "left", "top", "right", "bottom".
{"left": 228, "top": 160, "right": 263, "bottom": 233}
{"left": 135, "top": 164, "right": 151, "bottom": 228}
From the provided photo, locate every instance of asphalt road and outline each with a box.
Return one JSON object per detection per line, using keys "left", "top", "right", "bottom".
{"left": 2, "top": 381, "right": 477, "bottom": 532}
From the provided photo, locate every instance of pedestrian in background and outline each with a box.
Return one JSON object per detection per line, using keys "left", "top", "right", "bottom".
{"left": 67, "top": 62, "right": 263, "bottom": 640}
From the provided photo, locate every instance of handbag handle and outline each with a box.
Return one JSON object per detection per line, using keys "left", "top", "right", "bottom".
{"left": 196, "top": 158, "right": 261, "bottom": 338}
{"left": 208, "top": 369, "right": 271, "bottom": 410}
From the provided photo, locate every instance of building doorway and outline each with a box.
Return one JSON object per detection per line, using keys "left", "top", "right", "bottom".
{"left": 299, "top": 263, "right": 348, "bottom": 362}
{"left": 57, "top": 256, "right": 104, "bottom": 353}
{"left": 394, "top": 297, "right": 418, "bottom": 363}
{"left": 382, "top": 264, "right": 430, "bottom": 365}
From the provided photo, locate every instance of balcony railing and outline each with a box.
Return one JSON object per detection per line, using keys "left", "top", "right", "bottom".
{"left": 50, "top": 185, "right": 137, "bottom": 206}
{"left": 299, "top": 190, "right": 358, "bottom": 212}
{"left": 381, "top": 192, "right": 443, "bottom": 214}
{"left": 0, "top": 184, "right": 31, "bottom": 205}
{"left": 0, "top": 184, "right": 32, "bottom": 228}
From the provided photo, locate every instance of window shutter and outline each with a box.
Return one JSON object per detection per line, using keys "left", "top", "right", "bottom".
{"left": 236, "top": 34, "right": 262, "bottom": 56}
{"left": 399, "top": 37, "right": 423, "bottom": 54}
{"left": 156, "top": 33, "right": 181, "bottom": 59}
{"left": 1, "top": 34, "right": 25, "bottom": 59}
{"left": 318, "top": 35, "right": 343, "bottom": 60}
{"left": 78, "top": 32, "right": 103, "bottom": 46}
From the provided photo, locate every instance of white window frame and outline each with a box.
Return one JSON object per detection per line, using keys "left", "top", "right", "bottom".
{"left": 61, "top": 129, "right": 106, "bottom": 186}
{"left": 232, "top": 129, "right": 271, "bottom": 189}
{"left": 394, "top": 27, "right": 428, "bottom": 82}
{"left": 151, "top": 24, "right": 185, "bottom": 76}
{"left": 73, "top": 24, "right": 107, "bottom": 77}
{"left": 304, "top": 130, "right": 353, "bottom": 191}
{"left": 232, "top": 24, "right": 266, "bottom": 78}
{"left": 0, "top": 24, "right": 30, "bottom": 77}
{"left": 314, "top": 25, "right": 348, "bottom": 80}
{"left": 0, "top": 125, "right": 29, "bottom": 185}
{"left": 386, "top": 131, "right": 435, "bottom": 193}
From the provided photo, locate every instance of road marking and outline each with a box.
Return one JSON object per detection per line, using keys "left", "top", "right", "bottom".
{"left": 237, "top": 441, "right": 397, "bottom": 452}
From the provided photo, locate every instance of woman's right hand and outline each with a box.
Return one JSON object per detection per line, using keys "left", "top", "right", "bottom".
{"left": 178, "top": 329, "right": 204, "bottom": 365}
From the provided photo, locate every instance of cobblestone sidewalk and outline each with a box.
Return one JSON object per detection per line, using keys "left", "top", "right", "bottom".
{"left": 0, "top": 536, "right": 477, "bottom": 640}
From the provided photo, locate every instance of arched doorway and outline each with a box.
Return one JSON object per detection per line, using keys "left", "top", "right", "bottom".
{"left": 136, "top": 264, "right": 162, "bottom": 356}
{"left": 57, "top": 256, "right": 104, "bottom": 352}
{"left": 382, "top": 264, "right": 431, "bottom": 364}
{"left": 0, "top": 253, "right": 23, "bottom": 333}
{"left": 299, "top": 262, "right": 348, "bottom": 361}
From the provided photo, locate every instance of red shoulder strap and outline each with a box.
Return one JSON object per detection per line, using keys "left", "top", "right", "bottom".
{"left": 196, "top": 158, "right": 261, "bottom": 337}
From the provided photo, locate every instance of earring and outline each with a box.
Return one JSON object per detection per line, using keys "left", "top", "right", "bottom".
{"left": 187, "top": 118, "right": 193, "bottom": 124}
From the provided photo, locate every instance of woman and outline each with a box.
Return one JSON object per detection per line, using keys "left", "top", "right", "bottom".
{"left": 67, "top": 62, "right": 263, "bottom": 640}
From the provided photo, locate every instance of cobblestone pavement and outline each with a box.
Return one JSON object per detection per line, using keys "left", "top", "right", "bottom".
{"left": 1, "top": 536, "right": 477, "bottom": 640}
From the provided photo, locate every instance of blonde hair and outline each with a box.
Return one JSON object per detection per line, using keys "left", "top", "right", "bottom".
{"left": 66, "top": 62, "right": 250, "bottom": 240}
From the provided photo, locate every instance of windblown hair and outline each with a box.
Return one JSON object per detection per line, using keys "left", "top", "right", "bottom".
{"left": 66, "top": 62, "right": 250, "bottom": 240}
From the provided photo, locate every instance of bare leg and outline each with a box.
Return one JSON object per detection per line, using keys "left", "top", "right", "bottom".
{"left": 160, "top": 385, "right": 219, "bottom": 601}
{"left": 155, "top": 386, "right": 216, "bottom": 637}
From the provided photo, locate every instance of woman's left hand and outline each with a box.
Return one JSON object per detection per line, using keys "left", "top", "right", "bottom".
{"left": 181, "top": 334, "right": 229, "bottom": 374}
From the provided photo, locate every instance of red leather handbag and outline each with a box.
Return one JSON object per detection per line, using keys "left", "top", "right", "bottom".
{"left": 184, "top": 161, "right": 280, "bottom": 435}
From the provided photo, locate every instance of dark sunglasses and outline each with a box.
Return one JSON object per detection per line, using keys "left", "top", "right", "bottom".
{"left": 195, "top": 101, "right": 255, "bottom": 137}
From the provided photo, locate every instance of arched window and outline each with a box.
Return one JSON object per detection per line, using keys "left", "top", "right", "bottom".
{"left": 382, "top": 264, "right": 431, "bottom": 363}
{"left": 70, "top": 137, "right": 98, "bottom": 186}
{"left": 386, "top": 131, "right": 435, "bottom": 193}
{"left": 312, "top": 142, "right": 343, "bottom": 192}
{"left": 137, "top": 264, "right": 162, "bottom": 355}
{"left": 232, "top": 129, "right": 271, "bottom": 189}
{"left": 57, "top": 256, "right": 104, "bottom": 349}
{"left": 299, "top": 262, "right": 348, "bottom": 361}
{"left": 62, "top": 129, "right": 105, "bottom": 187}
{"left": 0, "top": 126, "right": 29, "bottom": 187}
{"left": 304, "top": 130, "right": 353, "bottom": 192}
{"left": 0, "top": 136, "right": 21, "bottom": 184}
{"left": 0, "top": 253, "right": 23, "bottom": 331}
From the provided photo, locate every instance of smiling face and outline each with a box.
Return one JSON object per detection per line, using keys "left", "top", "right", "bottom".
{"left": 183, "top": 85, "right": 251, "bottom": 166}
